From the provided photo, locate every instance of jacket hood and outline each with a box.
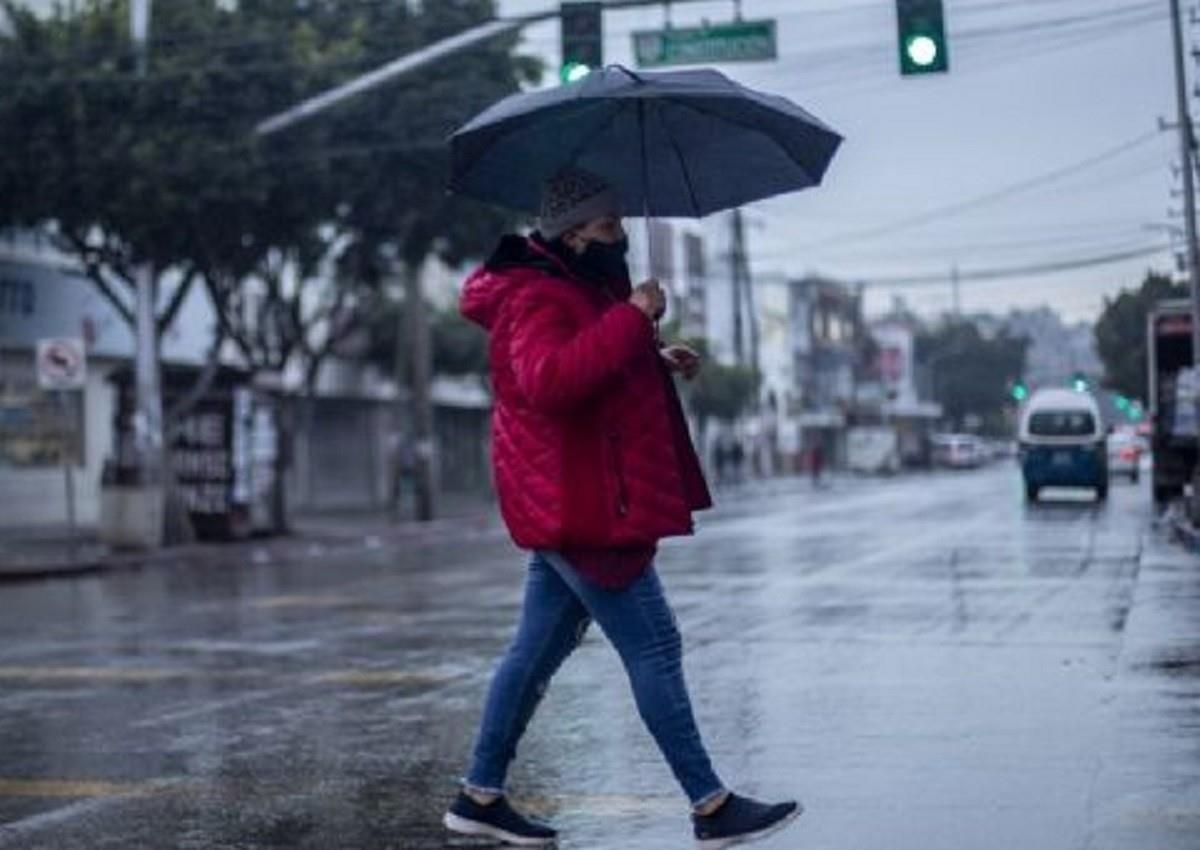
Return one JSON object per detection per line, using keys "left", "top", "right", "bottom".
{"left": 460, "top": 234, "right": 572, "bottom": 332}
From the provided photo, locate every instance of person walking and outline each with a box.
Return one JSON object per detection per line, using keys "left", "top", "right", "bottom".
{"left": 443, "top": 167, "right": 800, "bottom": 848}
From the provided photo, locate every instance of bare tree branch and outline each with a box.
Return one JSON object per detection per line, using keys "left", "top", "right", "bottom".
{"left": 55, "top": 230, "right": 136, "bottom": 327}
{"left": 157, "top": 269, "right": 197, "bottom": 336}
{"left": 164, "top": 321, "right": 230, "bottom": 435}
{"left": 203, "top": 275, "right": 255, "bottom": 364}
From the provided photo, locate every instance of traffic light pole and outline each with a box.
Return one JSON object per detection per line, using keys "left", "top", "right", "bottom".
{"left": 256, "top": 0, "right": 721, "bottom": 137}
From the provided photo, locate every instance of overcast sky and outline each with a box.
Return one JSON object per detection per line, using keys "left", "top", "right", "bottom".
{"left": 8, "top": 0, "right": 1178, "bottom": 323}
{"left": 499, "top": 0, "right": 1178, "bottom": 322}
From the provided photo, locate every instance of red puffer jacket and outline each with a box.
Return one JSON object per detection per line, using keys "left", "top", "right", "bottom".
{"left": 461, "top": 235, "right": 712, "bottom": 550}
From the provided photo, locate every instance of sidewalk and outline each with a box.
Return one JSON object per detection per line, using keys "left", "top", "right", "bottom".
{"left": 0, "top": 490, "right": 502, "bottom": 582}
{"left": 0, "top": 472, "right": 928, "bottom": 582}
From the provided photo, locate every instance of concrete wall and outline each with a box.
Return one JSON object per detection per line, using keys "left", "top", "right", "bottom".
{"left": 0, "top": 356, "right": 116, "bottom": 528}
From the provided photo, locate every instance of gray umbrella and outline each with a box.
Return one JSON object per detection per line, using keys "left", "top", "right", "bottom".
{"left": 448, "top": 64, "right": 843, "bottom": 219}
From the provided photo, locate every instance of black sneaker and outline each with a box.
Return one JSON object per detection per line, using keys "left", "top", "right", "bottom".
{"left": 443, "top": 791, "right": 557, "bottom": 847}
{"left": 692, "top": 793, "right": 802, "bottom": 849}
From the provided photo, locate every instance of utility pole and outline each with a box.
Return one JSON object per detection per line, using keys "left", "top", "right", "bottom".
{"left": 131, "top": 0, "right": 164, "bottom": 530}
{"left": 1170, "top": 0, "right": 1200, "bottom": 518}
{"left": 730, "top": 208, "right": 759, "bottom": 370}
{"left": 950, "top": 262, "right": 961, "bottom": 317}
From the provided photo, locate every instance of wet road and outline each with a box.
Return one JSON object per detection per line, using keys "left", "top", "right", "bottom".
{"left": 1, "top": 466, "right": 1198, "bottom": 849}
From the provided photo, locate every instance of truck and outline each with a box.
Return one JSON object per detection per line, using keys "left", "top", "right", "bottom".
{"left": 1148, "top": 300, "right": 1198, "bottom": 506}
{"left": 846, "top": 426, "right": 901, "bottom": 475}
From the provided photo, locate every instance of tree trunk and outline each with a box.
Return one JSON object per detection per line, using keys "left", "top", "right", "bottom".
{"left": 270, "top": 393, "right": 294, "bottom": 535}
{"left": 404, "top": 262, "right": 437, "bottom": 521}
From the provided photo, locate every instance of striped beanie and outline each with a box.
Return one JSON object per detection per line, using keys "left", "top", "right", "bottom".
{"left": 538, "top": 166, "right": 621, "bottom": 240}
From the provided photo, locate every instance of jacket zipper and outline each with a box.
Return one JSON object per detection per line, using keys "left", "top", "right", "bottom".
{"left": 609, "top": 432, "right": 629, "bottom": 517}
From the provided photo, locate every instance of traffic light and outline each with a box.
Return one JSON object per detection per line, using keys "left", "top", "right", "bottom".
{"left": 1011, "top": 380, "right": 1029, "bottom": 402}
{"left": 895, "top": 0, "right": 949, "bottom": 76}
{"left": 560, "top": 2, "right": 602, "bottom": 84}
{"left": 1071, "top": 373, "right": 1088, "bottom": 392}
{"left": 1114, "top": 395, "right": 1130, "bottom": 411}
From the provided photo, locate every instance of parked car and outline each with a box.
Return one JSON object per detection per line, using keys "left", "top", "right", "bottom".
{"left": 1107, "top": 430, "right": 1142, "bottom": 483}
{"left": 1018, "top": 388, "right": 1107, "bottom": 502}
{"left": 932, "top": 433, "right": 987, "bottom": 469}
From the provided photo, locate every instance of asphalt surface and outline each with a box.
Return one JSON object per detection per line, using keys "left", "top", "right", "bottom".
{"left": 0, "top": 466, "right": 1197, "bottom": 849}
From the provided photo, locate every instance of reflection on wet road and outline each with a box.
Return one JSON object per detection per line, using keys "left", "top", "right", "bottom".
{"left": 1, "top": 467, "right": 1198, "bottom": 848}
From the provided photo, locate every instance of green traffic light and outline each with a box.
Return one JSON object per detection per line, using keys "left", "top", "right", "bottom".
{"left": 896, "top": 0, "right": 949, "bottom": 76}
{"left": 1114, "top": 395, "right": 1130, "bottom": 411}
{"left": 560, "top": 61, "right": 591, "bottom": 84}
{"left": 1012, "top": 383, "right": 1028, "bottom": 402}
{"left": 906, "top": 35, "right": 939, "bottom": 67}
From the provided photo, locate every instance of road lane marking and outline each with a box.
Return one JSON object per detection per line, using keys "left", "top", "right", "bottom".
{"left": 246, "top": 594, "right": 356, "bottom": 609}
{"left": 0, "top": 778, "right": 187, "bottom": 847}
{"left": 309, "top": 670, "right": 452, "bottom": 686}
{"left": 0, "top": 665, "right": 454, "bottom": 688}
{"left": 0, "top": 666, "right": 194, "bottom": 683}
{"left": 0, "top": 779, "right": 155, "bottom": 798}
{"left": 515, "top": 792, "right": 679, "bottom": 817}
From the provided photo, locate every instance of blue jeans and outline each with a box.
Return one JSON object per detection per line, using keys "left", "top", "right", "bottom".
{"left": 465, "top": 550, "right": 726, "bottom": 807}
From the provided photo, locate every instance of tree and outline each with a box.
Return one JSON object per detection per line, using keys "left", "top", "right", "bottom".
{"left": 916, "top": 319, "right": 1028, "bottom": 433}
{"left": 310, "top": 0, "right": 539, "bottom": 521}
{"left": 366, "top": 302, "right": 488, "bottom": 380}
{"left": 1, "top": 0, "right": 540, "bottom": 525}
{"left": 669, "top": 336, "right": 760, "bottom": 459}
{"left": 1094, "top": 270, "right": 1185, "bottom": 402}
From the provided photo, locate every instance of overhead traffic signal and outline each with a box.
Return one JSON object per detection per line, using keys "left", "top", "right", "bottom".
{"left": 895, "top": 0, "right": 949, "bottom": 76}
{"left": 560, "top": 2, "right": 602, "bottom": 84}
{"left": 1010, "top": 380, "right": 1029, "bottom": 402}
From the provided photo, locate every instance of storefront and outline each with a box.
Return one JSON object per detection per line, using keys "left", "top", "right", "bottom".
{"left": 0, "top": 245, "right": 213, "bottom": 528}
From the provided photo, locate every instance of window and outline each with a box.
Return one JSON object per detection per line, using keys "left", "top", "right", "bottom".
{"left": 0, "top": 353, "right": 84, "bottom": 468}
{"left": 1028, "top": 410, "right": 1095, "bottom": 437}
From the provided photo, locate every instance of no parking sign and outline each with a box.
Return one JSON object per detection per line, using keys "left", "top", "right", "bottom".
{"left": 36, "top": 337, "right": 87, "bottom": 391}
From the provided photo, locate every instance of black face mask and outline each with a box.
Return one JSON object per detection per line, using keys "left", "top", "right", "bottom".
{"left": 576, "top": 236, "right": 630, "bottom": 283}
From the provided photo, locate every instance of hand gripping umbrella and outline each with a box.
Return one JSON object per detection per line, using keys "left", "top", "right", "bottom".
{"left": 448, "top": 64, "right": 842, "bottom": 265}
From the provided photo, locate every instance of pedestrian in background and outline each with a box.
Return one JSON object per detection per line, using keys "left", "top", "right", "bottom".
{"left": 444, "top": 167, "right": 800, "bottom": 848}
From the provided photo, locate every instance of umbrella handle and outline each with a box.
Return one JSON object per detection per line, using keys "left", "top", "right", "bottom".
{"left": 637, "top": 100, "right": 662, "bottom": 344}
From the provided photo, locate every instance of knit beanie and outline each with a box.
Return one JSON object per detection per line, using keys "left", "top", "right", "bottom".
{"left": 538, "top": 166, "right": 621, "bottom": 240}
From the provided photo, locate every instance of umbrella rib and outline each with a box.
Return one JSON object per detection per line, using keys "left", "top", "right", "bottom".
{"left": 655, "top": 104, "right": 702, "bottom": 217}
{"left": 562, "top": 103, "right": 631, "bottom": 183}
{"left": 450, "top": 101, "right": 619, "bottom": 204}
{"left": 672, "top": 97, "right": 832, "bottom": 186}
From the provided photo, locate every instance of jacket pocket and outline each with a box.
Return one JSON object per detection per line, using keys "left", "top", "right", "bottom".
{"left": 608, "top": 432, "right": 629, "bottom": 517}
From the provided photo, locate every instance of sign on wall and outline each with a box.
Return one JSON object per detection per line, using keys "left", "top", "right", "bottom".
{"left": 36, "top": 337, "right": 87, "bottom": 391}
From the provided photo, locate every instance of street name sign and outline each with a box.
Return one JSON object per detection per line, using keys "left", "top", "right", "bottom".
{"left": 36, "top": 337, "right": 87, "bottom": 391}
{"left": 633, "top": 19, "right": 777, "bottom": 68}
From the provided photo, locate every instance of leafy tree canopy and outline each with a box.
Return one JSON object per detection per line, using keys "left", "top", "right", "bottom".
{"left": 1094, "top": 270, "right": 1185, "bottom": 402}
{"left": 0, "top": 0, "right": 540, "bottom": 342}
{"left": 916, "top": 319, "right": 1028, "bottom": 432}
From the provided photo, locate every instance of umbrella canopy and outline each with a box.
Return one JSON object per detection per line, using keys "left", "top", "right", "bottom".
{"left": 449, "top": 65, "right": 843, "bottom": 219}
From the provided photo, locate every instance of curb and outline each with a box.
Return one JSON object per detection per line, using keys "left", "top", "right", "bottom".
{"left": 1169, "top": 512, "right": 1200, "bottom": 554}
{"left": 0, "top": 512, "right": 503, "bottom": 583}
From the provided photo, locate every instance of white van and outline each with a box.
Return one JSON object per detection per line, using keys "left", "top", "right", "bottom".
{"left": 1018, "top": 388, "right": 1107, "bottom": 502}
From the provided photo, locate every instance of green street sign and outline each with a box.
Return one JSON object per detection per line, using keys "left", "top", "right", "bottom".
{"left": 633, "top": 20, "right": 777, "bottom": 68}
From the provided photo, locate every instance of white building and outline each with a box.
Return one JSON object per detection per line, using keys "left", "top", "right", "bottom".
{"left": 0, "top": 235, "right": 490, "bottom": 529}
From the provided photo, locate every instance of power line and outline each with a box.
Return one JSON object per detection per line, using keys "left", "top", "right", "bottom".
{"left": 859, "top": 242, "right": 1171, "bottom": 287}
{"left": 793, "top": 129, "right": 1166, "bottom": 253}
